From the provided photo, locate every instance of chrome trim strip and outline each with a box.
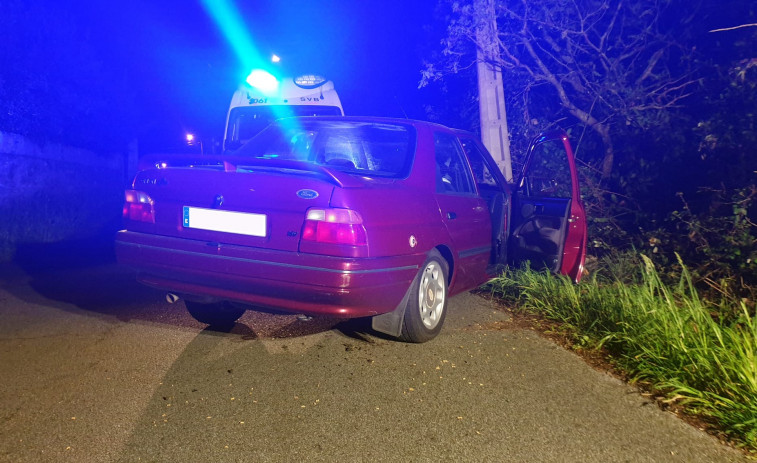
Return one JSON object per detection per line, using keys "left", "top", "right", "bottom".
{"left": 458, "top": 245, "right": 491, "bottom": 259}
{"left": 118, "top": 241, "right": 418, "bottom": 275}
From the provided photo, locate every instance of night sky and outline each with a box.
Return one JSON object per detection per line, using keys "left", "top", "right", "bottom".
{"left": 69, "top": 0, "right": 441, "bottom": 153}
{"left": 5, "top": 1, "right": 752, "bottom": 155}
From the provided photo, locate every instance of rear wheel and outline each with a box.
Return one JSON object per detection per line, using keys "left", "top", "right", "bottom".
{"left": 400, "top": 250, "right": 449, "bottom": 343}
{"left": 185, "top": 300, "right": 246, "bottom": 329}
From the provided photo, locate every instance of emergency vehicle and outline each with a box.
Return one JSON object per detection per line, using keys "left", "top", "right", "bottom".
{"left": 223, "top": 73, "right": 344, "bottom": 151}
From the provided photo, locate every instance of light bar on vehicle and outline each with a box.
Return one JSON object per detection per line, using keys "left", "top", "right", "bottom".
{"left": 245, "top": 69, "right": 279, "bottom": 94}
{"left": 294, "top": 75, "right": 326, "bottom": 89}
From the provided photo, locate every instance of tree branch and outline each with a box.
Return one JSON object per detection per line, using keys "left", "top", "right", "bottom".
{"left": 709, "top": 23, "right": 757, "bottom": 33}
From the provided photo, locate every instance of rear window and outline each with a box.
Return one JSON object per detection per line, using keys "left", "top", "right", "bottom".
{"left": 235, "top": 119, "right": 416, "bottom": 178}
{"left": 226, "top": 105, "right": 344, "bottom": 149}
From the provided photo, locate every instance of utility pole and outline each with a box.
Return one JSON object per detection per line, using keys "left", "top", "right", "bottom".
{"left": 475, "top": 0, "right": 513, "bottom": 182}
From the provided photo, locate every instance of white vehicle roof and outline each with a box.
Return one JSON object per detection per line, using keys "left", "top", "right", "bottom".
{"left": 223, "top": 75, "right": 344, "bottom": 151}
{"left": 228, "top": 76, "right": 343, "bottom": 112}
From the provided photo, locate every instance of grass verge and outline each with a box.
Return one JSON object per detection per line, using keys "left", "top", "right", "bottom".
{"left": 486, "top": 255, "right": 757, "bottom": 452}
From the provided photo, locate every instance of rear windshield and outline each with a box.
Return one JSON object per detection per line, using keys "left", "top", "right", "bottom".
{"left": 226, "top": 106, "right": 344, "bottom": 149}
{"left": 235, "top": 119, "right": 416, "bottom": 178}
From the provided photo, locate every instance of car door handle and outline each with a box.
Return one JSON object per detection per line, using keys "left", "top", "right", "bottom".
{"left": 534, "top": 204, "right": 545, "bottom": 214}
{"left": 447, "top": 212, "right": 457, "bottom": 219}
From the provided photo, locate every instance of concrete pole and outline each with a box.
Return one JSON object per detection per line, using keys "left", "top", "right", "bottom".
{"left": 126, "top": 138, "right": 139, "bottom": 184}
{"left": 475, "top": 0, "right": 513, "bottom": 182}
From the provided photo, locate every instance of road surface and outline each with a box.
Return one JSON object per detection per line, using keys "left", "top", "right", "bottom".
{"left": 0, "top": 261, "right": 748, "bottom": 462}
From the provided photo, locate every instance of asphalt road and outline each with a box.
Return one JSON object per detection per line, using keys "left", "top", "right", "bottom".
{"left": 0, "top": 261, "right": 749, "bottom": 462}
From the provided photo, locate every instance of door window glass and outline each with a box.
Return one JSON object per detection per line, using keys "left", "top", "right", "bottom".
{"left": 434, "top": 133, "right": 475, "bottom": 195}
{"left": 460, "top": 139, "right": 500, "bottom": 191}
{"left": 524, "top": 139, "right": 573, "bottom": 198}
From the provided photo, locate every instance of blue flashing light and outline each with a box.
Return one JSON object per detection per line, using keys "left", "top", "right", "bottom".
{"left": 199, "top": 0, "right": 262, "bottom": 70}
{"left": 246, "top": 70, "right": 279, "bottom": 94}
{"left": 200, "top": 0, "right": 303, "bottom": 142}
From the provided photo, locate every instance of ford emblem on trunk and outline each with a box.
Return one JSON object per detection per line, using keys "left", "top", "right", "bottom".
{"left": 296, "top": 189, "right": 319, "bottom": 199}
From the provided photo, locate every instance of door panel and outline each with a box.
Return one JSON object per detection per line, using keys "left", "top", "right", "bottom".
{"left": 510, "top": 132, "right": 587, "bottom": 281}
{"left": 433, "top": 132, "right": 491, "bottom": 291}
{"left": 459, "top": 137, "right": 510, "bottom": 267}
{"left": 510, "top": 196, "right": 571, "bottom": 272}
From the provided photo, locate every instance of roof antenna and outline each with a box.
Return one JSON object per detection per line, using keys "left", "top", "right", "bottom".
{"left": 394, "top": 95, "right": 409, "bottom": 119}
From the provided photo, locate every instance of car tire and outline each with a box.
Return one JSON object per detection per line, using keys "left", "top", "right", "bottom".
{"left": 400, "top": 250, "right": 449, "bottom": 343}
{"left": 185, "top": 300, "right": 246, "bottom": 329}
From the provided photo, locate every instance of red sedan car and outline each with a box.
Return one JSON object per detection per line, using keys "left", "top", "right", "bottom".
{"left": 116, "top": 117, "right": 586, "bottom": 342}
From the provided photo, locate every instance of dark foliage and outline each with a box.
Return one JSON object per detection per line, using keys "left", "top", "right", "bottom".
{"left": 0, "top": 0, "right": 138, "bottom": 152}
{"left": 424, "top": 0, "right": 757, "bottom": 300}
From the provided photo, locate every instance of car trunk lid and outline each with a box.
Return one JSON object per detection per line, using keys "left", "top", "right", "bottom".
{"left": 131, "top": 158, "right": 344, "bottom": 252}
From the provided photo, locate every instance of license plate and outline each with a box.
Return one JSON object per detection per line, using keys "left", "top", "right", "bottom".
{"left": 183, "top": 206, "right": 267, "bottom": 237}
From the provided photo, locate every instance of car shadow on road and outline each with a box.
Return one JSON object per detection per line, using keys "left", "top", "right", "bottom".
{"left": 6, "top": 254, "right": 184, "bottom": 323}
{"left": 112, "top": 315, "right": 401, "bottom": 462}
{"left": 4, "top": 237, "right": 384, "bottom": 342}
{"left": 4, "top": 235, "right": 175, "bottom": 316}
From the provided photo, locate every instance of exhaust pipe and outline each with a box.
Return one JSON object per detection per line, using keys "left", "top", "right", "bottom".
{"left": 165, "top": 293, "right": 180, "bottom": 304}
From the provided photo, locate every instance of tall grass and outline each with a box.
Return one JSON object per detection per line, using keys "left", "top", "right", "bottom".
{"left": 487, "top": 256, "right": 757, "bottom": 450}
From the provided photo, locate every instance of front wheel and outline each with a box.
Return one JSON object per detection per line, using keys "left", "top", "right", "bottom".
{"left": 185, "top": 300, "right": 246, "bottom": 329}
{"left": 400, "top": 250, "right": 449, "bottom": 343}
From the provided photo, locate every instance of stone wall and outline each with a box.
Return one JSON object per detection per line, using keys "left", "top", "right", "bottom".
{"left": 0, "top": 131, "right": 133, "bottom": 262}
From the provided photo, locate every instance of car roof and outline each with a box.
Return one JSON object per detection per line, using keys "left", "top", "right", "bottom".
{"left": 272, "top": 115, "right": 475, "bottom": 136}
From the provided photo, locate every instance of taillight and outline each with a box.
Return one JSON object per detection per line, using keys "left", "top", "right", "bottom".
{"left": 301, "top": 208, "right": 367, "bottom": 246}
{"left": 123, "top": 190, "right": 155, "bottom": 223}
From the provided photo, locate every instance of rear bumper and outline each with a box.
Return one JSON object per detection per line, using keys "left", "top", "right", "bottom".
{"left": 115, "top": 231, "right": 421, "bottom": 318}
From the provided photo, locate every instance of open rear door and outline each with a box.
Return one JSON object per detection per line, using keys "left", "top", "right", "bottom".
{"left": 509, "top": 132, "right": 587, "bottom": 281}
